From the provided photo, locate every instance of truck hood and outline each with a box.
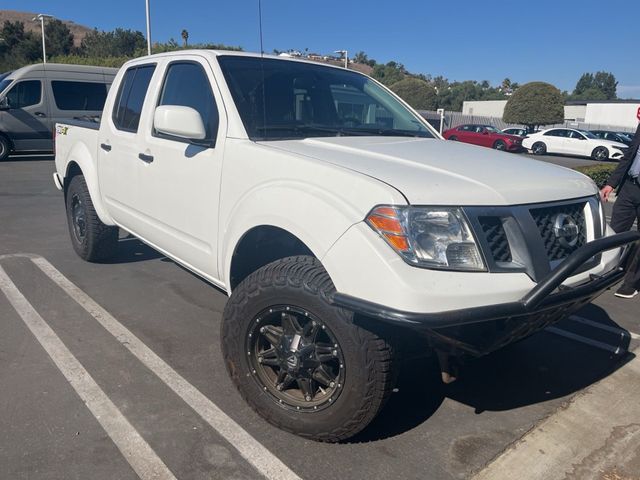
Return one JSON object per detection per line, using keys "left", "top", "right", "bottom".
{"left": 262, "top": 137, "right": 597, "bottom": 206}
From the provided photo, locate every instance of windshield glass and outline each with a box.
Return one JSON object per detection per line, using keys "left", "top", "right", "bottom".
{"left": 218, "top": 56, "right": 434, "bottom": 140}
{"left": 0, "top": 71, "right": 13, "bottom": 95}
{"left": 579, "top": 130, "right": 597, "bottom": 139}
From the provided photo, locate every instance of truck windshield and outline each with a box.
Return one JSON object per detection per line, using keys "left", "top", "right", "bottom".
{"left": 218, "top": 56, "right": 434, "bottom": 141}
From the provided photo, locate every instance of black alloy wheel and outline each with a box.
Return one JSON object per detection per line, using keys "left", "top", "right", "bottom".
{"left": 0, "top": 135, "right": 10, "bottom": 161}
{"left": 493, "top": 140, "right": 506, "bottom": 151}
{"left": 70, "top": 193, "right": 88, "bottom": 244}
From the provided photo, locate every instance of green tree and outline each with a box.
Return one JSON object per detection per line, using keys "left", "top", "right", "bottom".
{"left": 0, "top": 21, "right": 41, "bottom": 71}
{"left": 571, "top": 71, "right": 617, "bottom": 100}
{"left": 390, "top": 78, "right": 437, "bottom": 110}
{"left": 371, "top": 61, "right": 406, "bottom": 86}
{"left": 353, "top": 51, "right": 376, "bottom": 67}
{"left": 503, "top": 82, "right": 564, "bottom": 131}
{"left": 80, "top": 28, "right": 146, "bottom": 57}
{"left": 45, "top": 19, "right": 74, "bottom": 57}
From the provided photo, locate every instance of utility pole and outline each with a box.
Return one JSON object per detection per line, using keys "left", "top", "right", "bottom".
{"left": 334, "top": 50, "right": 348, "bottom": 69}
{"left": 145, "top": 0, "right": 152, "bottom": 55}
{"left": 32, "top": 14, "right": 53, "bottom": 64}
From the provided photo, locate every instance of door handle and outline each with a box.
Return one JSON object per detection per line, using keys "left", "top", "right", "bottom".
{"left": 100, "top": 143, "right": 112, "bottom": 152}
{"left": 34, "top": 112, "right": 46, "bottom": 117}
{"left": 138, "top": 153, "right": 154, "bottom": 163}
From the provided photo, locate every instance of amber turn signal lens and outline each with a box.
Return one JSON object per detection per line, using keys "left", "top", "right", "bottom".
{"left": 367, "top": 214, "right": 404, "bottom": 234}
{"left": 383, "top": 233, "right": 410, "bottom": 251}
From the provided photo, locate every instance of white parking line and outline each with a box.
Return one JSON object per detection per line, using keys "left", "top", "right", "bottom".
{"left": 0, "top": 265, "right": 177, "bottom": 480}
{"left": 546, "top": 327, "right": 625, "bottom": 355}
{"left": 569, "top": 314, "right": 640, "bottom": 340}
{"left": 26, "top": 255, "right": 301, "bottom": 480}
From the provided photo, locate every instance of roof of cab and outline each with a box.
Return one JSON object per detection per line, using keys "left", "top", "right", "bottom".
{"left": 126, "top": 49, "right": 353, "bottom": 73}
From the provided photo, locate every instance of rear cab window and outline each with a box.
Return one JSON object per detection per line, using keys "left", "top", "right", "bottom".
{"left": 112, "top": 65, "right": 156, "bottom": 133}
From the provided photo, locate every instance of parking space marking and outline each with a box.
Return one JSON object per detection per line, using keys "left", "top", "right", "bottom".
{"left": 0, "top": 264, "right": 177, "bottom": 480}
{"left": 569, "top": 314, "right": 640, "bottom": 340}
{"left": 27, "top": 255, "right": 301, "bottom": 480}
{"left": 546, "top": 327, "right": 625, "bottom": 355}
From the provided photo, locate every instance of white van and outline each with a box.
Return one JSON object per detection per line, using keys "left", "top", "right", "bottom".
{"left": 0, "top": 63, "right": 117, "bottom": 160}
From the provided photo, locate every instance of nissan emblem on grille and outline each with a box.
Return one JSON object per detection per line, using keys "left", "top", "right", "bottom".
{"left": 553, "top": 213, "right": 580, "bottom": 248}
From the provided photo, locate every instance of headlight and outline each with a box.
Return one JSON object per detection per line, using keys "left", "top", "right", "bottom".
{"left": 366, "top": 206, "right": 486, "bottom": 271}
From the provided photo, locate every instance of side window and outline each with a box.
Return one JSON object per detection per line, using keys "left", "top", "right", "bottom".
{"left": 51, "top": 81, "right": 107, "bottom": 111}
{"left": 569, "top": 130, "right": 584, "bottom": 139}
{"left": 112, "top": 65, "right": 155, "bottom": 133}
{"left": 156, "top": 62, "right": 219, "bottom": 143}
{"left": 6, "top": 80, "right": 41, "bottom": 108}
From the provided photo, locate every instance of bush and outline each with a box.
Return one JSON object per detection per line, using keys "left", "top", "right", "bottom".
{"left": 574, "top": 163, "right": 617, "bottom": 187}
{"left": 503, "top": 82, "right": 564, "bottom": 131}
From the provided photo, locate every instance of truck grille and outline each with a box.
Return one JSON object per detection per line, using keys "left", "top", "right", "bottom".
{"left": 479, "top": 217, "right": 512, "bottom": 262}
{"left": 529, "top": 202, "right": 587, "bottom": 261}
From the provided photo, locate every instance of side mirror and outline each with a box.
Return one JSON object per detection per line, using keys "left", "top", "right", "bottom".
{"left": 0, "top": 97, "right": 10, "bottom": 110}
{"left": 154, "top": 105, "right": 206, "bottom": 141}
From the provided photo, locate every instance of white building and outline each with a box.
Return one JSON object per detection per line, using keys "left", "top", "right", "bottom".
{"left": 462, "top": 99, "right": 640, "bottom": 130}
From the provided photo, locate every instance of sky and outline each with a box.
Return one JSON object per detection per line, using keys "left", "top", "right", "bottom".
{"left": 3, "top": 0, "right": 639, "bottom": 97}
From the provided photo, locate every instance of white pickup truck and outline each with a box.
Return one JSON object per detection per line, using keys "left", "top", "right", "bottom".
{"left": 54, "top": 50, "right": 640, "bottom": 442}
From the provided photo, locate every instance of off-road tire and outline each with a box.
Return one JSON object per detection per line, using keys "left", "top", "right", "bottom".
{"left": 65, "top": 175, "right": 118, "bottom": 262}
{"left": 592, "top": 146, "right": 609, "bottom": 161}
{"left": 221, "top": 255, "right": 396, "bottom": 442}
{"left": 0, "top": 135, "right": 10, "bottom": 161}
{"left": 532, "top": 141, "right": 547, "bottom": 155}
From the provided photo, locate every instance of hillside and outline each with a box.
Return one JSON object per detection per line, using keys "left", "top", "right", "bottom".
{"left": 0, "top": 10, "right": 92, "bottom": 47}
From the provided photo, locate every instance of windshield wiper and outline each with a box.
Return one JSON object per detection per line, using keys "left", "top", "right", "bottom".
{"left": 255, "top": 124, "right": 373, "bottom": 139}
{"left": 339, "top": 127, "right": 430, "bottom": 138}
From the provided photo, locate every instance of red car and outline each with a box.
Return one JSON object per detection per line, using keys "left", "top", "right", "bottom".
{"left": 443, "top": 124, "right": 523, "bottom": 152}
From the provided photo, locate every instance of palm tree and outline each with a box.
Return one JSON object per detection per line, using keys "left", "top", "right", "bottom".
{"left": 181, "top": 29, "right": 189, "bottom": 48}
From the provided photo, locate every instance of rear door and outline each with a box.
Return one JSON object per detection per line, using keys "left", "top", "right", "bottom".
{"left": 98, "top": 63, "right": 157, "bottom": 228}
{"left": 0, "top": 78, "right": 52, "bottom": 151}
{"left": 131, "top": 56, "right": 226, "bottom": 279}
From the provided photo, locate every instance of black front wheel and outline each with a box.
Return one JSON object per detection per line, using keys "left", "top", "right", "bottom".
{"left": 493, "top": 140, "right": 506, "bottom": 151}
{"left": 592, "top": 146, "right": 609, "bottom": 161}
{"left": 0, "top": 135, "right": 10, "bottom": 161}
{"left": 222, "top": 256, "right": 396, "bottom": 442}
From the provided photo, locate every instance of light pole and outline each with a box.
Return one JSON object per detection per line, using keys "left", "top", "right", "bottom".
{"left": 145, "top": 0, "right": 152, "bottom": 55}
{"left": 32, "top": 14, "right": 53, "bottom": 64}
{"left": 334, "top": 50, "right": 348, "bottom": 69}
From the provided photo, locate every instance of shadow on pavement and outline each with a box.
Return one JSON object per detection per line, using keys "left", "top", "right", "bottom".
{"left": 101, "top": 235, "right": 164, "bottom": 264}
{"left": 353, "top": 304, "right": 634, "bottom": 441}
{"left": 7, "top": 153, "right": 54, "bottom": 162}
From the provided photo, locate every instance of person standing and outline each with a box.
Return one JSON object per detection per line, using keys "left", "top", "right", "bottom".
{"left": 600, "top": 122, "right": 640, "bottom": 298}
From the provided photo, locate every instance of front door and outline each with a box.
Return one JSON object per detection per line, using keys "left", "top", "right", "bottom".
{"left": 0, "top": 79, "right": 52, "bottom": 151}
{"left": 133, "top": 57, "right": 225, "bottom": 280}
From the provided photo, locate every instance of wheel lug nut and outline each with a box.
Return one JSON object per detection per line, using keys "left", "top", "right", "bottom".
{"left": 260, "top": 326, "right": 266, "bottom": 333}
{"left": 305, "top": 395, "right": 311, "bottom": 401}
{"left": 258, "top": 356, "right": 263, "bottom": 363}
{"left": 332, "top": 349, "right": 338, "bottom": 356}
{"left": 329, "top": 382, "right": 335, "bottom": 388}
{"left": 276, "top": 384, "right": 283, "bottom": 391}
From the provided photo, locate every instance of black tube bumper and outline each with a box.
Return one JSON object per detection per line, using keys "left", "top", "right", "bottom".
{"left": 332, "top": 231, "right": 640, "bottom": 356}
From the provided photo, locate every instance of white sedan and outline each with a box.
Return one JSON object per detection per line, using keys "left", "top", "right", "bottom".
{"left": 522, "top": 128, "right": 627, "bottom": 161}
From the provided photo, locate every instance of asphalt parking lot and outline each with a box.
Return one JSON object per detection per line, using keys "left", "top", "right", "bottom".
{"left": 1, "top": 153, "right": 639, "bottom": 480}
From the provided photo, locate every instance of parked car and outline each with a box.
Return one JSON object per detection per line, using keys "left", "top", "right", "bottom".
{"left": 53, "top": 50, "right": 639, "bottom": 442}
{"left": 590, "top": 130, "right": 634, "bottom": 147}
{"left": 501, "top": 127, "right": 538, "bottom": 137}
{"left": 443, "top": 124, "right": 523, "bottom": 151}
{"left": 522, "top": 128, "right": 628, "bottom": 161}
{"left": 0, "top": 63, "right": 117, "bottom": 160}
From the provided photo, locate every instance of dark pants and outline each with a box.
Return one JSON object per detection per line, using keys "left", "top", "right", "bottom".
{"left": 610, "top": 179, "right": 640, "bottom": 289}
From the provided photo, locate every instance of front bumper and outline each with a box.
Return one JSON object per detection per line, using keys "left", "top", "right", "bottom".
{"left": 333, "top": 231, "right": 640, "bottom": 356}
